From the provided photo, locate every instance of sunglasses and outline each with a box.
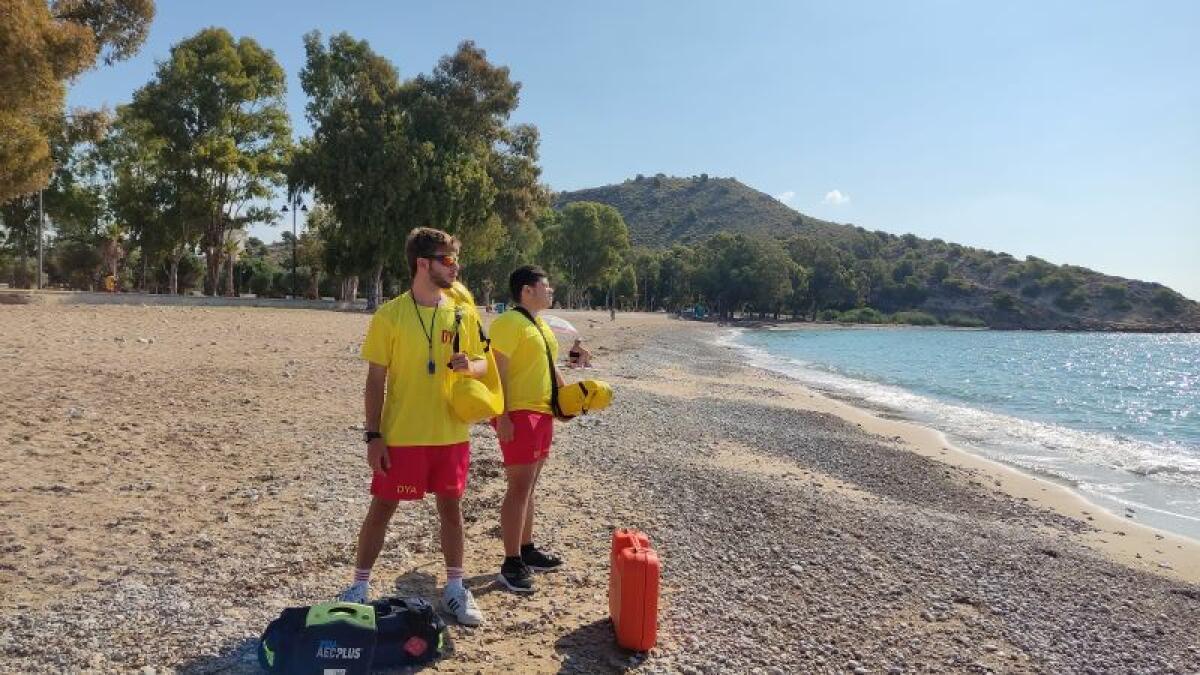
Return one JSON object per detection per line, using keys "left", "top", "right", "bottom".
{"left": 423, "top": 254, "right": 459, "bottom": 267}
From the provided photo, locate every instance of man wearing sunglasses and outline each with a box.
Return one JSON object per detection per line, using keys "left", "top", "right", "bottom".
{"left": 339, "top": 227, "right": 488, "bottom": 627}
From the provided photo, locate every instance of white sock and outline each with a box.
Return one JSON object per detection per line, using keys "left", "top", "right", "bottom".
{"left": 445, "top": 566, "right": 464, "bottom": 592}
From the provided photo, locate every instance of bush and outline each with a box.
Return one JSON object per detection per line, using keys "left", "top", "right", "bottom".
{"left": 944, "top": 314, "right": 987, "bottom": 327}
{"left": 1054, "top": 288, "right": 1088, "bottom": 311}
{"left": 1042, "top": 271, "right": 1080, "bottom": 293}
{"left": 891, "top": 311, "right": 938, "bottom": 326}
{"left": 838, "top": 307, "right": 885, "bottom": 324}
{"left": 992, "top": 292, "right": 1018, "bottom": 311}
{"left": 273, "top": 269, "right": 312, "bottom": 298}
{"left": 1021, "top": 281, "right": 1043, "bottom": 298}
{"left": 1001, "top": 271, "right": 1022, "bottom": 287}
{"left": 1100, "top": 283, "right": 1128, "bottom": 302}
{"left": 941, "top": 277, "right": 973, "bottom": 295}
{"left": 250, "top": 268, "right": 276, "bottom": 297}
{"left": 1151, "top": 288, "right": 1183, "bottom": 314}
{"left": 817, "top": 309, "right": 840, "bottom": 321}
{"left": 2, "top": 257, "right": 38, "bottom": 288}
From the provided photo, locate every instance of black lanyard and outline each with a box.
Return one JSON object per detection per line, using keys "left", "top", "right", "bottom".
{"left": 411, "top": 293, "right": 440, "bottom": 375}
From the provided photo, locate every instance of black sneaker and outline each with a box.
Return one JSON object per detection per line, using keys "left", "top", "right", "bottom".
{"left": 521, "top": 546, "right": 564, "bottom": 572}
{"left": 498, "top": 558, "right": 534, "bottom": 593}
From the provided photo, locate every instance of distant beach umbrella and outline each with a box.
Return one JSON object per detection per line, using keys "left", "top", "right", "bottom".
{"left": 542, "top": 314, "right": 579, "bottom": 337}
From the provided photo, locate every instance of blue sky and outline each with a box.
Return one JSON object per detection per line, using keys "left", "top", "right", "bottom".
{"left": 66, "top": 1, "right": 1200, "bottom": 299}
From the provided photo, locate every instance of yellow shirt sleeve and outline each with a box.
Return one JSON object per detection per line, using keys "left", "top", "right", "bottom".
{"left": 360, "top": 309, "right": 394, "bottom": 367}
{"left": 489, "top": 313, "right": 520, "bottom": 357}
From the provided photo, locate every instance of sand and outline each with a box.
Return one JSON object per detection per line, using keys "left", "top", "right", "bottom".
{"left": 1, "top": 299, "right": 1198, "bottom": 673}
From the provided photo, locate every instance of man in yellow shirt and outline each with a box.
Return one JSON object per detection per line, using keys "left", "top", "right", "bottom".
{"left": 488, "top": 265, "right": 566, "bottom": 593}
{"left": 339, "top": 227, "right": 487, "bottom": 626}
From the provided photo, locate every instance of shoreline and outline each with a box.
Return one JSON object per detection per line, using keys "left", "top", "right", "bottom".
{"left": 710, "top": 327, "right": 1200, "bottom": 584}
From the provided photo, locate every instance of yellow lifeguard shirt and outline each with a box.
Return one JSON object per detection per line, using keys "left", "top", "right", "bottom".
{"left": 489, "top": 309, "right": 559, "bottom": 415}
{"left": 360, "top": 291, "right": 485, "bottom": 446}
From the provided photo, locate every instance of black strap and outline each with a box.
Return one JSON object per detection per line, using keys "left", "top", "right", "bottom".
{"left": 512, "top": 306, "right": 565, "bottom": 418}
{"left": 450, "top": 305, "right": 489, "bottom": 367}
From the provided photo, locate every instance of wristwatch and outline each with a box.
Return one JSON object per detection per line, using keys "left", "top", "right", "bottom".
{"left": 363, "top": 431, "right": 383, "bottom": 443}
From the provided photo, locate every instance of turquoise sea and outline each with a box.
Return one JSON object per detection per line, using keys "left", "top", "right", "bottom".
{"left": 728, "top": 327, "right": 1200, "bottom": 540}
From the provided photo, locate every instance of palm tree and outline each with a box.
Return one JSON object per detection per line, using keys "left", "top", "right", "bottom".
{"left": 222, "top": 230, "right": 247, "bottom": 296}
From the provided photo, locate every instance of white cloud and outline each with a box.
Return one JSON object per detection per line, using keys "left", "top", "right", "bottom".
{"left": 823, "top": 189, "right": 850, "bottom": 206}
{"left": 775, "top": 190, "right": 796, "bottom": 204}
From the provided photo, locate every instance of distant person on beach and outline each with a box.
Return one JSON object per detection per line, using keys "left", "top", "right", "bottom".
{"left": 338, "top": 227, "right": 488, "bottom": 626}
{"left": 487, "top": 265, "right": 566, "bottom": 592}
{"left": 568, "top": 338, "right": 592, "bottom": 368}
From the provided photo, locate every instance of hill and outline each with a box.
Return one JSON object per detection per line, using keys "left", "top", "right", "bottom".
{"left": 555, "top": 174, "right": 850, "bottom": 247}
{"left": 553, "top": 175, "right": 1200, "bottom": 331}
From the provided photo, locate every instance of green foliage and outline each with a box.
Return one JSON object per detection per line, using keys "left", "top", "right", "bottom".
{"left": 0, "top": 0, "right": 154, "bottom": 202}
{"left": 1041, "top": 271, "right": 1081, "bottom": 293}
{"left": 1054, "top": 288, "right": 1088, "bottom": 311}
{"left": 292, "top": 33, "right": 543, "bottom": 307}
{"left": 941, "top": 277, "right": 974, "bottom": 295}
{"left": 1021, "top": 281, "right": 1043, "bottom": 298}
{"left": 944, "top": 314, "right": 988, "bottom": 328}
{"left": 1151, "top": 288, "right": 1183, "bottom": 314}
{"left": 930, "top": 260, "right": 951, "bottom": 283}
{"left": 891, "top": 311, "right": 938, "bottom": 326}
{"left": 540, "top": 202, "right": 630, "bottom": 307}
{"left": 554, "top": 176, "right": 847, "bottom": 248}
{"left": 838, "top": 307, "right": 885, "bottom": 324}
{"left": 125, "top": 27, "right": 291, "bottom": 295}
{"left": 1101, "top": 283, "right": 1128, "bottom": 302}
{"left": 992, "top": 292, "right": 1018, "bottom": 312}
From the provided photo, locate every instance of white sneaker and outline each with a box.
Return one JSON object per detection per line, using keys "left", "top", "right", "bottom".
{"left": 338, "top": 581, "right": 369, "bottom": 604}
{"left": 441, "top": 585, "right": 484, "bottom": 626}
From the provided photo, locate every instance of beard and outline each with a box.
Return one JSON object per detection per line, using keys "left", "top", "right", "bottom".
{"left": 430, "top": 267, "right": 455, "bottom": 289}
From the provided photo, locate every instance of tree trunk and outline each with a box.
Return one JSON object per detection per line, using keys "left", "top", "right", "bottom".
{"left": 205, "top": 246, "right": 222, "bottom": 296}
{"left": 225, "top": 258, "right": 237, "bottom": 297}
{"left": 339, "top": 276, "right": 360, "bottom": 303}
{"left": 367, "top": 264, "right": 383, "bottom": 311}
{"left": 307, "top": 271, "right": 320, "bottom": 300}
{"left": 16, "top": 253, "right": 29, "bottom": 289}
{"left": 169, "top": 255, "right": 181, "bottom": 295}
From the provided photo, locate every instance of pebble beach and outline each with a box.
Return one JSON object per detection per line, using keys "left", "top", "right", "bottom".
{"left": 1, "top": 301, "right": 1198, "bottom": 673}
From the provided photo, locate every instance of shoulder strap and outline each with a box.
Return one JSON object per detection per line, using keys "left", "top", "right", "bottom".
{"left": 452, "top": 303, "right": 490, "bottom": 354}
{"left": 511, "top": 307, "right": 565, "bottom": 418}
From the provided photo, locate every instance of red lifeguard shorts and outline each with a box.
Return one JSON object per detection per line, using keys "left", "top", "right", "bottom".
{"left": 491, "top": 411, "right": 554, "bottom": 466}
{"left": 370, "top": 442, "right": 470, "bottom": 501}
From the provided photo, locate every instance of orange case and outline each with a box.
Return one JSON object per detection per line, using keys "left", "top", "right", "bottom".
{"left": 608, "top": 528, "right": 660, "bottom": 652}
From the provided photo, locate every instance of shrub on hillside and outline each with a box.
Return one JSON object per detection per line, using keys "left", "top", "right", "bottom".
{"left": 944, "top": 314, "right": 988, "bottom": 327}
{"left": 838, "top": 307, "right": 885, "bottom": 323}
{"left": 941, "top": 277, "right": 974, "bottom": 295}
{"left": 1054, "top": 288, "right": 1088, "bottom": 311}
{"left": 1151, "top": 288, "right": 1183, "bottom": 314}
{"left": 891, "top": 311, "right": 938, "bottom": 326}
{"left": 992, "top": 292, "right": 1018, "bottom": 311}
{"left": 1100, "top": 283, "right": 1128, "bottom": 302}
